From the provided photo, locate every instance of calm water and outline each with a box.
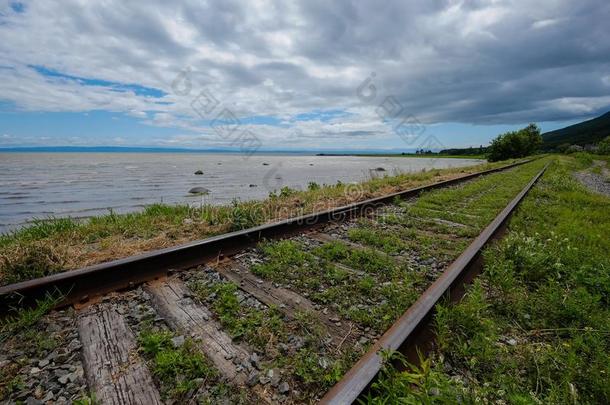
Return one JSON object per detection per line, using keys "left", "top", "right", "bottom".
{"left": 0, "top": 153, "right": 482, "bottom": 232}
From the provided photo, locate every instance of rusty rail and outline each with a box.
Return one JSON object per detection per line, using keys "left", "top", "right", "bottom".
{"left": 320, "top": 163, "right": 548, "bottom": 404}
{"left": 0, "top": 159, "right": 533, "bottom": 313}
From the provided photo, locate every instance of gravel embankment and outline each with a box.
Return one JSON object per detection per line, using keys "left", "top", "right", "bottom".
{"left": 573, "top": 161, "right": 610, "bottom": 197}
{"left": 0, "top": 309, "right": 87, "bottom": 404}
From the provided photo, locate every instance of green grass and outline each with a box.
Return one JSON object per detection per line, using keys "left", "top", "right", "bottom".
{"left": 347, "top": 227, "right": 406, "bottom": 255}
{"left": 353, "top": 153, "right": 487, "bottom": 159}
{"left": 191, "top": 280, "right": 286, "bottom": 349}
{"left": 251, "top": 238, "right": 424, "bottom": 332}
{"left": 364, "top": 351, "right": 464, "bottom": 404}
{"left": 72, "top": 395, "right": 96, "bottom": 405}
{"left": 312, "top": 240, "right": 397, "bottom": 276}
{"left": 367, "top": 155, "right": 610, "bottom": 404}
{"left": 0, "top": 374, "right": 25, "bottom": 400}
{"left": 138, "top": 329, "right": 225, "bottom": 401}
{"left": 0, "top": 293, "right": 62, "bottom": 343}
{"left": 348, "top": 159, "right": 549, "bottom": 260}
{"left": 0, "top": 217, "right": 80, "bottom": 248}
{"left": 188, "top": 275, "right": 359, "bottom": 400}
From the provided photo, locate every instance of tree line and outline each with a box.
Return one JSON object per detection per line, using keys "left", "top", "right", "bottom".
{"left": 486, "top": 123, "right": 543, "bottom": 161}
{"left": 424, "top": 123, "right": 608, "bottom": 161}
{"left": 438, "top": 124, "right": 543, "bottom": 161}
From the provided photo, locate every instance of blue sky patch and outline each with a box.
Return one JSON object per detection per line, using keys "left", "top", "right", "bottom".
{"left": 239, "top": 115, "right": 284, "bottom": 126}
{"left": 30, "top": 65, "right": 167, "bottom": 98}
{"left": 10, "top": 2, "right": 25, "bottom": 13}
{"left": 0, "top": 110, "right": 179, "bottom": 146}
{"left": 292, "top": 109, "right": 352, "bottom": 122}
{"left": 191, "top": 114, "right": 285, "bottom": 128}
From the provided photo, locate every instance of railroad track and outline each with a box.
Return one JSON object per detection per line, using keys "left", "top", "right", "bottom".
{"left": 0, "top": 159, "right": 547, "bottom": 404}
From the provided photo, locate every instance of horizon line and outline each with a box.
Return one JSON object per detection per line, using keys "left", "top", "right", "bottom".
{"left": 0, "top": 145, "right": 469, "bottom": 154}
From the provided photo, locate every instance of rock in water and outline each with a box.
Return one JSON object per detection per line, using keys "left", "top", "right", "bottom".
{"left": 374, "top": 167, "right": 386, "bottom": 171}
{"left": 194, "top": 170, "right": 204, "bottom": 175}
{"left": 188, "top": 187, "right": 210, "bottom": 195}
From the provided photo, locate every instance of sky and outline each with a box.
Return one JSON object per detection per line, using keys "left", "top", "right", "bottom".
{"left": 0, "top": 0, "right": 609, "bottom": 152}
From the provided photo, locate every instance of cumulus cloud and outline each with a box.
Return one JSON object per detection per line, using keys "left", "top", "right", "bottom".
{"left": 0, "top": 0, "right": 609, "bottom": 148}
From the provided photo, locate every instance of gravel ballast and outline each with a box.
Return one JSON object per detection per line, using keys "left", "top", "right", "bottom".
{"left": 573, "top": 160, "right": 610, "bottom": 197}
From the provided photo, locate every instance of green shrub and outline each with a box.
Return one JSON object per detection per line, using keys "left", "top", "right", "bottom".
{"left": 365, "top": 351, "right": 466, "bottom": 404}
{"left": 307, "top": 181, "right": 320, "bottom": 191}
{"left": 280, "top": 186, "right": 297, "bottom": 197}
{"left": 597, "top": 135, "right": 610, "bottom": 155}
{"left": 487, "top": 123, "right": 542, "bottom": 162}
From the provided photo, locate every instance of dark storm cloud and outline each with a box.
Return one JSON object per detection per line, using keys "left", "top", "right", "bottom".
{"left": 286, "top": 0, "right": 610, "bottom": 123}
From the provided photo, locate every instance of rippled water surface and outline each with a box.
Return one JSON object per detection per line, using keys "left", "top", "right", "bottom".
{"left": 0, "top": 153, "right": 482, "bottom": 232}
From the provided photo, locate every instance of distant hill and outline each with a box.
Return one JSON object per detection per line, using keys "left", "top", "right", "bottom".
{"left": 542, "top": 111, "right": 610, "bottom": 148}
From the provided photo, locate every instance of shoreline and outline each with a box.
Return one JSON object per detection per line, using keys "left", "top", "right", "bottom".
{"left": 0, "top": 158, "right": 512, "bottom": 285}
{"left": 316, "top": 152, "right": 486, "bottom": 159}
{"left": 0, "top": 154, "right": 484, "bottom": 233}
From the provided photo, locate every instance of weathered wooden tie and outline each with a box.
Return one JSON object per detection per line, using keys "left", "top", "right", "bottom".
{"left": 145, "top": 278, "right": 250, "bottom": 384}
{"left": 77, "top": 304, "right": 162, "bottom": 405}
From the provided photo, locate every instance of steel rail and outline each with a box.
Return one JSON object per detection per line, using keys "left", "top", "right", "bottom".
{"left": 320, "top": 163, "right": 548, "bottom": 404}
{"left": 0, "top": 159, "right": 533, "bottom": 312}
